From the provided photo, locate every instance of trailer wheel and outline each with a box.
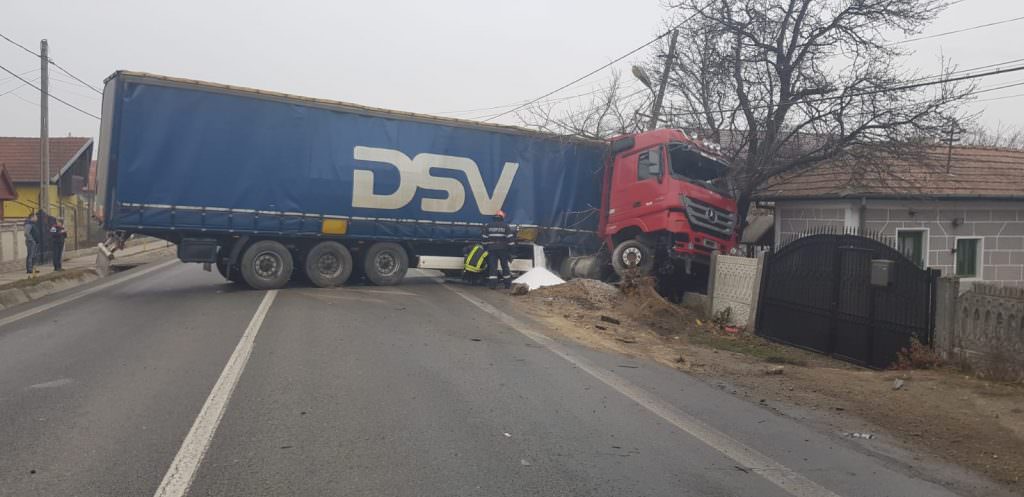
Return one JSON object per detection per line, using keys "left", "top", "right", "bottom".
{"left": 612, "top": 239, "right": 654, "bottom": 276}
{"left": 304, "top": 241, "right": 353, "bottom": 288}
{"left": 363, "top": 242, "right": 408, "bottom": 286}
{"left": 240, "top": 240, "right": 294, "bottom": 290}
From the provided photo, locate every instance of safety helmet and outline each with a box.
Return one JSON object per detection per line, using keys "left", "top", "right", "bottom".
{"left": 494, "top": 210, "right": 506, "bottom": 220}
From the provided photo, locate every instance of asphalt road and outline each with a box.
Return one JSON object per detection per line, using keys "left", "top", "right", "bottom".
{"left": 0, "top": 260, "right": 979, "bottom": 496}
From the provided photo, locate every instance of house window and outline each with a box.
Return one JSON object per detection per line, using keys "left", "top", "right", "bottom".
{"left": 955, "top": 237, "right": 981, "bottom": 278}
{"left": 896, "top": 229, "right": 927, "bottom": 267}
{"left": 637, "top": 148, "right": 662, "bottom": 181}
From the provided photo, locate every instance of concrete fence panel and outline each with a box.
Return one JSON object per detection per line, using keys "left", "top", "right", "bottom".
{"left": 935, "top": 277, "right": 1024, "bottom": 382}
{"left": 709, "top": 254, "right": 763, "bottom": 327}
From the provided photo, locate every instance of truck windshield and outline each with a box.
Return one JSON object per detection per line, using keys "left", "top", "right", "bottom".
{"left": 667, "top": 143, "right": 731, "bottom": 197}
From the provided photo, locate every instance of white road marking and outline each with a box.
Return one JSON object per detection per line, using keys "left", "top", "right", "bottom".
{"left": 0, "top": 259, "right": 178, "bottom": 329}
{"left": 441, "top": 283, "right": 842, "bottom": 497}
{"left": 153, "top": 290, "right": 278, "bottom": 497}
{"left": 27, "top": 378, "right": 73, "bottom": 389}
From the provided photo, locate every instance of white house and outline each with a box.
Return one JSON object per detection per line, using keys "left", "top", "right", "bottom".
{"left": 756, "top": 146, "right": 1024, "bottom": 287}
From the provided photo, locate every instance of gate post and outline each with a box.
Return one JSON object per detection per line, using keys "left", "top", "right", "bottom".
{"left": 746, "top": 252, "right": 767, "bottom": 330}
{"left": 753, "top": 250, "right": 772, "bottom": 337}
{"left": 827, "top": 240, "right": 841, "bottom": 355}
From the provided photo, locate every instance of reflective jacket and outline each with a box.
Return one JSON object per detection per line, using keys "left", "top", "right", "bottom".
{"left": 463, "top": 244, "right": 489, "bottom": 273}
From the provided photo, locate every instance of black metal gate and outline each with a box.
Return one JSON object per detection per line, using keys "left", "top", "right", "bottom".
{"left": 756, "top": 234, "right": 939, "bottom": 369}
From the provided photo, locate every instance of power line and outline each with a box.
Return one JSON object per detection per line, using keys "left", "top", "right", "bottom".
{"left": 437, "top": 81, "right": 637, "bottom": 116}
{"left": 479, "top": 11, "right": 1023, "bottom": 124}
{"left": 0, "top": 32, "right": 102, "bottom": 94}
{"left": 660, "top": 62, "right": 1024, "bottom": 118}
{"left": 893, "top": 15, "right": 1024, "bottom": 45}
{"left": 467, "top": 83, "right": 648, "bottom": 120}
{"left": 976, "top": 91, "right": 1024, "bottom": 103}
{"left": 481, "top": 21, "right": 688, "bottom": 123}
{"left": 0, "top": 76, "right": 39, "bottom": 97}
{"left": 0, "top": 62, "right": 99, "bottom": 119}
{"left": 0, "top": 67, "right": 38, "bottom": 85}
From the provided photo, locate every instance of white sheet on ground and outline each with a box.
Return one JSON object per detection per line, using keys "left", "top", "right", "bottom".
{"left": 512, "top": 267, "right": 565, "bottom": 291}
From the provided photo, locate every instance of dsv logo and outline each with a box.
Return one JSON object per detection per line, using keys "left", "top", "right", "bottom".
{"left": 352, "top": 146, "right": 519, "bottom": 215}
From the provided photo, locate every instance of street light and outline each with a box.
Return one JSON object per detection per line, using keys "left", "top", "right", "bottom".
{"left": 631, "top": 65, "right": 655, "bottom": 94}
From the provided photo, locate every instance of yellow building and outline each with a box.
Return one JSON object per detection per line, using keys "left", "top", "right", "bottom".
{"left": 0, "top": 136, "right": 93, "bottom": 219}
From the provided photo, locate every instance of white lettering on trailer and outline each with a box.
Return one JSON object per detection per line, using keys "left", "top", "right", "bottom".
{"left": 352, "top": 146, "right": 519, "bottom": 215}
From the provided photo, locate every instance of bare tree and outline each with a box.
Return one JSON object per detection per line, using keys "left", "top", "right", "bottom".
{"left": 657, "top": 0, "right": 975, "bottom": 220}
{"left": 517, "top": 71, "right": 652, "bottom": 140}
{"left": 962, "top": 122, "right": 1024, "bottom": 149}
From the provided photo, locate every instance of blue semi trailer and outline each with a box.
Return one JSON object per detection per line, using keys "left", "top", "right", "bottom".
{"left": 95, "top": 72, "right": 608, "bottom": 289}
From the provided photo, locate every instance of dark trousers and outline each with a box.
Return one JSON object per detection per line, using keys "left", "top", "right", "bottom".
{"left": 487, "top": 248, "right": 512, "bottom": 288}
{"left": 26, "top": 239, "right": 38, "bottom": 273}
{"left": 52, "top": 241, "right": 64, "bottom": 270}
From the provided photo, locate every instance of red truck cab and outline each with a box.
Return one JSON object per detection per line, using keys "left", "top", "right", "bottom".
{"left": 599, "top": 129, "right": 738, "bottom": 277}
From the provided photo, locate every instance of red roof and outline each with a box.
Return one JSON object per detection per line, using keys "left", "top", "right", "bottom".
{"left": 0, "top": 166, "right": 16, "bottom": 201}
{"left": 0, "top": 137, "right": 93, "bottom": 183}
{"left": 757, "top": 145, "right": 1024, "bottom": 200}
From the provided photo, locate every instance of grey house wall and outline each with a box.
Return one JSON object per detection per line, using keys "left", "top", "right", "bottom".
{"left": 773, "top": 199, "right": 1024, "bottom": 286}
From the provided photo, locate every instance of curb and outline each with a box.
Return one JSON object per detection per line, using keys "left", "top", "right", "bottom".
{"left": 0, "top": 269, "right": 101, "bottom": 311}
{"left": 0, "top": 236, "right": 159, "bottom": 274}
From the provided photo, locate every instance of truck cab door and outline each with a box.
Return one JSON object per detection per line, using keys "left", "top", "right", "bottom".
{"left": 607, "top": 146, "right": 664, "bottom": 227}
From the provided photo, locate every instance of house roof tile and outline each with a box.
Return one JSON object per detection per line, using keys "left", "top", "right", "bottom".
{"left": 756, "top": 146, "right": 1024, "bottom": 200}
{"left": 0, "top": 137, "right": 93, "bottom": 183}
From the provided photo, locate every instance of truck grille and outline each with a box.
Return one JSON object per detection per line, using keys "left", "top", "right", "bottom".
{"left": 683, "top": 196, "right": 735, "bottom": 240}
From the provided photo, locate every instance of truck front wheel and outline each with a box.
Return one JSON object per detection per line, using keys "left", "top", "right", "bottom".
{"left": 612, "top": 239, "right": 654, "bottom": 276}
{"left": 363, "top": 242, "right": 408, "bottom": 286}
{"left": 305, "top": 241, "right": 353, "bottom": 288}
{"left": 240, "top": 240, "right": 294, "bottom": 290}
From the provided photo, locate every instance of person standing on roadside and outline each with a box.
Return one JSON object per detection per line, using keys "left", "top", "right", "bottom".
{"left": 481, "top": 210, "right": 515, "bottom": 290}
{"left": 50, "top": 218, "right": 68, "bottom": 271}
{"left": 24, "top": 212, "right": 40, "bottom": 275}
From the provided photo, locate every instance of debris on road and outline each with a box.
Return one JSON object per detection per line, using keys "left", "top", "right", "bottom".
{"left": 615, "top": 337, "right": 637, "bottom": 344}
{"left": 595, "top": 325, "right": 608, "bottom": 331}
{"left": 848, "top": 432, "right": 875, "bottom": 440}
{"left": 470, "top": 338, "right": 482, "bottom": 342}
{"left": 893, "top": 378, "right": 905, "bottom": 390}
{"left": 520, "top": 459, "right": 532, "bottom": 466}
{"left": 510, "top": 283, "right": 530, "bottom": 296}
{"left": 503, "top": 432, "right": 511, "bottom": 438}
{"left": 765, "top": 366, "right": 785, "bottom": 375}
{"left": 600, "top": 315, "right": 621, "bottom": 325}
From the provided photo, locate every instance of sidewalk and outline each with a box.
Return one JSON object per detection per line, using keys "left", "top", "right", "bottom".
{"left": 0, "top": 238, "right": 172, "bottom": 286}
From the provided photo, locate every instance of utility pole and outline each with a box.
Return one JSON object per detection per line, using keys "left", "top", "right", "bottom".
{"left": 39, "top": 39, "right": 50, "bottom": 214}
{"left": 647, "top": 29, "right": 678, "bottom": 131}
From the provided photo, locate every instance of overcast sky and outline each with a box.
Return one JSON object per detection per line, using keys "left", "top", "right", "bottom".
{"left": 2, "top": 0, "right": 1023, "bottom": 144}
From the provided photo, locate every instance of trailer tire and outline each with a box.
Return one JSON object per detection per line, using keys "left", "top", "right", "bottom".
{"left": 612, "top": 239, "right": 654, "bottom": 276}
{"left": 363, "top": 242, "right": 408, "bottom": 286}
{"left": 304, "top": 241, "right": 353, "bottom": 288}
{"left": 240, "top": 240, "right": 294, "bottom": 290}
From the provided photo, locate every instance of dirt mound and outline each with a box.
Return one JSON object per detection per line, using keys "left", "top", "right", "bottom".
{"left": 623, "top": 284, "right": 695, "bottom": 336}
{"left": 526, "top": 277, "right": 698, "bottom": 337}
{"left": 529, "top": 278, "right": 620, "bottom": 310}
